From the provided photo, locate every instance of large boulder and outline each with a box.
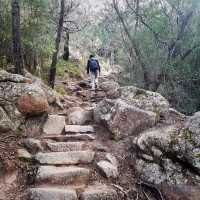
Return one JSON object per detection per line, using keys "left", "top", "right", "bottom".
{"left": 25, "top": 71, "right": 57, "bottom": 104}
{"left": 17, "top": 83, "right": 49, "bottom": 116}
{"left": 119, "top": 86, "right": 170, "bottom": 116}
{"left": 0, "top": 70, "right": 51, "bottom": 131}
{"left": 0, "top": 71, "right": 27, "bottom": 131}
{"left": 94, "top": 99, "right": 156, "bottom": 139}
{"left": 132, "top": 122, "right": 200, "bottom": 185}
{"left": 0, "top": 70, "right": 31, "bottom": 83}
{"left": 100, "top": 81, "right": 120, "bottom": 92}
{"left": 100, "top": 81, "right": 120, "bottom": 99}
{"left": 94, "top": 84, "right": 171, "bottom": 138}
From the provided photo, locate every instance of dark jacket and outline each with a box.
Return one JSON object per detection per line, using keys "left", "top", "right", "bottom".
{"left": 87, "top": 58, "right": 101, "bottom": 74}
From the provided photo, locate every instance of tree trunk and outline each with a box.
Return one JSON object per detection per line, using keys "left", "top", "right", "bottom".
{"left": 11, "top": 0, "right": 24, "bottom": 75}
{"left": 63, "top": 31, "right": 70, "bottom": 61}
{"left": 109, "top": 49, "right": 115, "bottom": 67}
{"left": 113, "top": 0, "right": 150, "bottom": 89}
{"left": 49, "top": 0, "right": 65, "bottom": 88}
{"left": 135, "top": 0, "right": 139, "bottom": 32}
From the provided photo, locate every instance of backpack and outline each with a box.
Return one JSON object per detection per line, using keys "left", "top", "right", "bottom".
{"left": 89, "top": 59, "right": 99, "bottom": 73}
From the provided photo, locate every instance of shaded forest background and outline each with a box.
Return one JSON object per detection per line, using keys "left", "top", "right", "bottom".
{"left": 1, "top": 0, "right": 200, "bottom": 114}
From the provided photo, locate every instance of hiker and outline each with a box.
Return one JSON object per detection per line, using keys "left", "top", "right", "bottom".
{"left": 87, "top": 55, "right": 101, "bottom": 90}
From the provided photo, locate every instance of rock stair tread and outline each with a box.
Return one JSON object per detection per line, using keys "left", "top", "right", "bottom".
{"left": 42, "top": 134, "right": 95, "bottom": 141}
{"left": 46, "top": 141, "right": 87, "bottom": 152}
{"left": 36, "top": 166, "right": 90, "bottom": 185}
{"left": 28, "top": 187, "right": 77, "bottom": 200}
{"left": 35, "top": 151, "right": 95, "bottom": 165}
{"left": 80, "top": 184, "right": 118, "bottom": 200}
{"left": 65, "top": 125, "right": 94, "bottom": 134}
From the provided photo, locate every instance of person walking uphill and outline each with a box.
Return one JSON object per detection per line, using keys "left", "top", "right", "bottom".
{"left": 87, "top": 55, "right": 101, "bottom": 90}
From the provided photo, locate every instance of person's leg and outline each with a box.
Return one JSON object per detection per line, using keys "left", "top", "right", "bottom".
{"left": 95, "top": 71, "right": 99, "bottom": 88}
{"left": 90, "top": 72, "right": 95, "bottom": 90}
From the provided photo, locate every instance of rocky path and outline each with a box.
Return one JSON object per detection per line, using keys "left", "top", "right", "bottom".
{"left": 2, "top": 70, "right": 200, "bottom": 200}
{"left": 21, "top": 78, "right": 120, "bottom": 200}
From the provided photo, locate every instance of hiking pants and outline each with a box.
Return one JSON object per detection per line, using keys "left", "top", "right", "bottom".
{"left": 90, "top": 71, "right": 98, "bottom": 90}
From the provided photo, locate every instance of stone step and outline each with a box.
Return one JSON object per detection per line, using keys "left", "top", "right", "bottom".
{"left": 35, "top": 151, "right": 95, "bottom": 165}
{"left": 80, "top": 185, "right": 117, "bottom": 200}
{"left": 28, "top": 187, "right": 77, "bottom": 200}
{"left": 42, "top": 134, "right": 95, "bottom": 141}
{"left": 36, "top": 166, "right": 90, "bottom": 185}
{"left": 43, "top": 115, "right": 66, "bottom": 135}
{"left": 65, "top": 125, "right": 94, "bottom": 134}
{"left": 46, "top": 141, "right": 86, "bottom": 152}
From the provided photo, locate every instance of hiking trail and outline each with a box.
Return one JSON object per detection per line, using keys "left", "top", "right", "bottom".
{"left": 25, "top": 74, "right": 124, "bottom": 200}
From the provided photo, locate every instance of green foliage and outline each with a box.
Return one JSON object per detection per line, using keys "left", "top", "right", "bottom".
{"left": 57, "top": 59, "right": 81, "bottom": 79}
{"left": 1, "top": 0, "right": 200, "bottom": 114}
{"left": 181, "top": 129, "right": 193, "bottom": 144}
{"left": 81, "top": 0, "right": 200, "bottom": 115}
{"left": 55, "top": 85, "right": 66, "bottom": 96}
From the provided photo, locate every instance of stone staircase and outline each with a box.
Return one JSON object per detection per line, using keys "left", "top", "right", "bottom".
{"left": 25, "top": 123, "right": 118, "bottom": 200}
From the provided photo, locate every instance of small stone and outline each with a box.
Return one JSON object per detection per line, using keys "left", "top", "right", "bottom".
{"left": 17, "top": 148, "right": 32, "bottom": 161}
{"left": 97, "top": 161, "right": 118, "bottom": 178}
{"left": 43, "top": 115, "right": 66, "bottom": 135}
{"left": 105, "top": 153, "right": 118, "bottom": 167}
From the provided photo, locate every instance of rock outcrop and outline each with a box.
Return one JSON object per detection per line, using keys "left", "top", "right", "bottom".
{"left": 132, "top": 113, "right": 200, "bottom": 184}
{"left": 93, "top": 76, "right": 200, "bottom": 186}
{"left": 94, "top": 78, "right": 171, "bottom": 139}
{"left": 3, "top": 66, "right": 198, "bottom": 199}
{"left": 119, "top": 86, "right": 170, "bottom": 116}
{"left": 94, "top": 99, "right": 156, "bottom": 139}
{"left": 0, "top": 70, "right": 52, "bottom": 132}
{"left": 17, "top": 83, "right": 49, "bottom": 116}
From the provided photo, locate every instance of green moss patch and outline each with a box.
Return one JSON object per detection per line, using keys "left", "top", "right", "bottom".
{"left": 181, "top": 129, "right": 193, "bottom": 144}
